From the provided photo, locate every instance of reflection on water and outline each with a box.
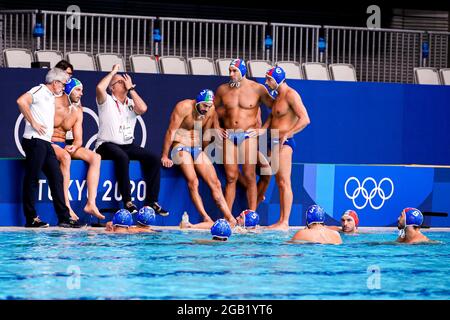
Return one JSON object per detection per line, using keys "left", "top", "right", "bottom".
{"left": 0, "top": 229, "right": 448, "bottom": 299}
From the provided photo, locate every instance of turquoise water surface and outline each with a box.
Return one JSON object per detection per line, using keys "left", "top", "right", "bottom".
{"left": 0, "top": 229, "right": 449, "bottom": 299}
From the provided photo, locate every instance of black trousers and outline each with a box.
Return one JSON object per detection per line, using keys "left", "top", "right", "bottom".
{"left": 22, "top": 137, "right": 71, "bottom": 224}
{"left": 96, "top": 142, "right": 161, "bottom": 206}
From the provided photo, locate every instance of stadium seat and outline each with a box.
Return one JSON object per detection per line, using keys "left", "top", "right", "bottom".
{"left": 248, "top": 60, "right": 272, "bottom": 78}
{"left": 96, "top": 53, "right": 126, "bottom": 72}
{"left": 34, "top": 50, "right": 64, "bottom": 68}
{"left": 66, "top": 52, "right": 97, "bottom": 71}
{"left": 276, "top": 61, "right": 303, "bottom": 79}
{"left": 159, "top": 56, "right": 189, "bottom": 75}
{"left": 129, "top": 54, "right": 159, "bottom": 73}
{"left": 302, "top": 62, "right": 330, "bottom": 80}
{"left": 329, "top": 63, "right": 357, "bottom": 81}
{"left": 216, "top": 58, "right": 232, "bottom": 76}
{"left": 188, "top": 57, "right": 217, "bottom": 75}
{"left": 414, "top": 67, "right": 440, "bottom": 85}
{"left": 439, "top": 68, "right": 450, "bottom": 85}
{"left": 3, "top": 48, "right": 33, "bottom": 68}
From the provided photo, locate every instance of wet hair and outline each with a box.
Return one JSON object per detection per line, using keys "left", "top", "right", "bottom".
{"left": 55, "top": 60, "right": 74, "bottom": 72}
{"left": 45, "top": 67, "right": 70, "bottom": 84}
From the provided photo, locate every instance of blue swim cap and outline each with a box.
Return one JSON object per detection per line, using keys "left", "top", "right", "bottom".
{"left": 196, "top": 89, "right": 214, "bottom": 106}
{"left": 112, "top": 209, "right": 133, "bottom": 228}
{"left": 263, "top": 83, "right": 278, "bottom": 100}
{"left": 266, "top": 66, "right": 286, "bottom": 86}
{"left": 211, "top": 219, "right": 232, "bottom": 240}
{"left": 240, "top": 209, "right": 260, "bottom": 228}
{"left": 64, "top": 77, "right": 83, "bottom": 96}
{"left": 403, "top": 207, "right": 424, "bottom": 227}
{"left": 229, "top": 58, "right": 247, "bottom": 78}
{"left": 306, "top": 205, "right": 326, "bottom": 226}
{"left": 136, "top": 206, "right": 156, "bottom": 226}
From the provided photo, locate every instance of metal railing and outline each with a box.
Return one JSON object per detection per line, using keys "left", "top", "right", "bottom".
{"left": 323, "top": 25, "right": 426, "bottom": 83}
{"left": 270, "top": 23, "right": 321, "bottom": 65}
{"left": 40, "top": 10, "right": 156, "bottom": 69}
{"left": 1, "top": 9, "right": 449, "bottom": 84}
{"left": 159, "top": 17, "right": 267, "bottom": 61}
{"left": 0, "top": 10, "right": 38, "bottom": 66}
{"left": 0, "top": 10, "right": 156, "bottom": 70}
{"left": 427, "top": 31, "right": 450, "bottom": 70}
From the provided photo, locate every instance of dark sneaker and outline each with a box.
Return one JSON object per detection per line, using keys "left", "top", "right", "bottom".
{"left": 150, "top": 202, "right": 169, "bottom": 217}
{"left": 125, "top": 202, "right": 138, "bottom": 214}
{"left": 25, "top": 216, "right": 49, "bottom": 228}
{"left": 58, "top": 219, "right": 86, "bottom": 228}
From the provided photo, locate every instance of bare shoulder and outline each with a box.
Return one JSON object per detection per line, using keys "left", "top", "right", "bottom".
{"left": 329, "top": 229, "right": 343, "bottom": 243}
{"left": 249, "top": 79, "right": 265, "bottom": 91}
{"left": 215, "top": 83, "right": 230, "bottom": 96}
{"left": 292, "top": 228, "right": 310, "bottom": 241}
{"left": 286, "top": 86, "right": 301, "bottom": 100}
{"left": 174, "top": 99, "right": 193, "bottom": 114}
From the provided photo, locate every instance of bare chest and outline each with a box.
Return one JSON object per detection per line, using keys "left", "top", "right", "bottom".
{"left": 54, "top": 104, "right": 78, "bottom": 130}
{"left": 222, "top": 89, "right": 260, "bottom": 111}
{"left": 271, "top": 98, "right": 291, "bottom": 118}
{"left": 180, "top": 113, "right": 208, "bottom": 130}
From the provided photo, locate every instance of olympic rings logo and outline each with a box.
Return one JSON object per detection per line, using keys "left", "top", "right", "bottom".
{"left": 14, "top": 107, "right": 147, "bottom": 157}
{"left": 344, "top": 177, "right": 394, "bottom": 210}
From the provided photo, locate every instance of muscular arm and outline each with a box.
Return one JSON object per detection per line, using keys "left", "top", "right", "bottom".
{"left": 261, "top": 113, "right": 272, "bottom": 130}
{"left": 286, "top": 90, "right": 310, "bottom": 136}
{"left": 161, "top": 102, "right": 187, "bottom": 158}
{"left": 213, "top": 86, "right": 225, "bottom": 129}
{"left": 96, "top": 64, "right": 119, "bottom": 105}
{"left": 17, "top": 92, "right": 46, "bottom": 136}
{"left": 17, "top": 93, "right": 35, "bottom": 125}
{"left": 129, "top": 90, "right": 148, "bottom": 115}
{"left": 258, "top": 83, "right": 274, "bottom": 109}
{"left": 70, "top": 108, "right": 84, "bottom": 151}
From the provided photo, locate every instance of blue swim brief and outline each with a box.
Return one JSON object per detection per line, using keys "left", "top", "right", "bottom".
{"left": 227, "top": 131, "right": 251, "bottom": 146}
{"left": 170, "top": 145, "right": 203, "bottom": 161}
{"left": 52, "top": 141, "right": 66, "bottom": 149}
{"left": 267, "top": 134, "right": 296, "bottom": 152}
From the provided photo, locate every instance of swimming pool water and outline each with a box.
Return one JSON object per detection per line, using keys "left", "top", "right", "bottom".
{"left": 0, "top": 229, "right": 449, "bottom": 300}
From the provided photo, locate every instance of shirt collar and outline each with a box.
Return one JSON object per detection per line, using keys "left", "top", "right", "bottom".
{"left": 112, "top": 94, "right": 129, "bottom": 106}
{"left": 43, "top": 84, "right": 55, "bottom": 96}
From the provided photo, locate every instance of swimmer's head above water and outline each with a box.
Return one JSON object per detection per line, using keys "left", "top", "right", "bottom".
{"left": 398, "top": 207, "right": 423, "bottom": 238}
{"left": 211, "top": 219, "right": 232, "bottom": 241}
{"left": 306, "top": 205, "right": 326, "bottom": 228}
{"left": 228, "top": 58, "right": 247, "bottom": 87}
{"left": 136, "top": 206, "right": 156, "bottom": 227}
{"left": 341, "top": 210, "right": 359, "bottom": 233}
{"left": 237, "top": 209, "right": 260, "bottom": 229}
{"left": 112, "top": 209, "right": 133, "bottom": 230}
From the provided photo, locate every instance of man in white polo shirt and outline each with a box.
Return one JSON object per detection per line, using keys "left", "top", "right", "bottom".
{"left": 95, "top": 64, "right": 168, "bottom": 216}
{"left": 16, "top": 68, "right": 84, "bottom": 228}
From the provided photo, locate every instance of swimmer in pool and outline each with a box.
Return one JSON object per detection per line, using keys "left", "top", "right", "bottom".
{"left": 291, "top": 205, "right": 342, "bottom": 244}
{"left": 396, "top": 207, "right": 430, "bottom": 244}
{"left": 327, "top": 210, "right": 359, "bottom": 234}
{"left": 105, "top": 209, "right": 155, "bottom": 234}
{"left": 179, "top": 209, "right": 260, "bottom": 234}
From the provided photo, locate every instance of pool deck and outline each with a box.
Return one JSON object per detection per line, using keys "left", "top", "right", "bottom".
{"left": 0, "top": 226, "right": 449, "bottom": 233}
